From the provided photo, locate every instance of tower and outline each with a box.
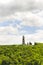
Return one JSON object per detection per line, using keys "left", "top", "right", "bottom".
{"left": 22, "top": 36, "right": 25, "bottom": 44}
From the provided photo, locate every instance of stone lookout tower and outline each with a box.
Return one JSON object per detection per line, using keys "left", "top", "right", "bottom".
{"left": 22, "top": 36, "right": 25, "bottom": 44}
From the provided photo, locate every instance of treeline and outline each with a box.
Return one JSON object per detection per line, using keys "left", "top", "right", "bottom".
{"left": 0, "top": 43, "right": 43, "bottom": 65}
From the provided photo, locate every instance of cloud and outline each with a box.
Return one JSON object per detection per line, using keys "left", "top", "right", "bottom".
{"left": 13, "top": 12, "right": 43, "bottom": 27}
{"left": 0, "top": 11, "right": 43, "bottom": 27}
{"left": 0, "top": 0, "right": 43, "bottom": 44}
{"left": 0, "top": 26, "right": 19, "bottom": 35}
{"left": 0, "top": 28, "right": 43, "bottom": 45}
{"left": 0, "top": 0, "right": 12, "bottom": 4}
{"left": 0, "top": 0, "right": 43, "bottom": 16}
{"left": 0, "top": 25, "right": 28, "bottom": 35}
{"left": 0, "top": 0, "right": 43, "bottom": 27}
{"left": 0, "top": 25, "right": 25, "bottom": 45}
{"left": 0, "top": 35, "right": 22, "bottom": 45}
{"left": 25, "top": 29, "right": 43, "bottom": 44}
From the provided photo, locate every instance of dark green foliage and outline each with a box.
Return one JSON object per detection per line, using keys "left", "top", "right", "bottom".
{"left": 0, "top": 43, "right": 43, "bottom": 65}
{"left": 1, "top": 60, "right": 10, "bottom": 65}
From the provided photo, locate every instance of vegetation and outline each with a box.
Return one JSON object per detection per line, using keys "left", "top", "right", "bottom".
{"left": 0, "top": 43, "right": 43, "bottom": 65}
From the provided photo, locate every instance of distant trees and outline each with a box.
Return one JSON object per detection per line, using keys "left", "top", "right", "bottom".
{"left": 27, "top": 42, "right": 32, "bottom": 45}
{"left": 29, "top": 42, "right": 32, "bottom": 45}
{"left": 34, "top": 42, "right": 37, "bottom": 45}
{"left": 27, "top": 42, "right": 38, "bottom": 45}
{"left": 22, "top": 36, "right": 39, "bottom": 46}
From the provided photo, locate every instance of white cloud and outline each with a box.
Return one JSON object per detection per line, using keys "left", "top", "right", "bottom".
{"left": 25, "top": 29, "right": 43, "bottom": 44}
{"left": 0, "top": 26, "right": 19, "bottom": 35}
{"left": 0, "top": 0, "right": 43, "bottom": 44}
{"left": 0, "top": 28, "right": 43, "bottom": 45}
{"left": 0, "top": 0, "right": 12, "bottom": 4}
{"left": 0, "top": 25, "right": 28, "bottom": 35}
{"left": 0, "top": 0, "right": 43, "bottom": 16}
{"left": 0, "top": 26, "right": 22, "bottom": 45}
{"left": 0, "top": 11, "right": 43, "bottom": 27}
{"left": 0, "top": 0, "right": 43, "bottom": 27}
{"left": 13, "top": 12, "right": 43, "bottom": 27}
{"left": 0, "top": 35, "right": 22, "bottom": 45}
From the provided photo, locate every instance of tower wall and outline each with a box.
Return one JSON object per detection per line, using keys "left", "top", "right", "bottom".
{"left": 22, "top": 36, "right": 25, "bottom": 44}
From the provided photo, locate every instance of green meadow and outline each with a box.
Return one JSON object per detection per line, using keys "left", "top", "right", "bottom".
{"left": 0, "top": 43, "right": 43, "bottom": 65}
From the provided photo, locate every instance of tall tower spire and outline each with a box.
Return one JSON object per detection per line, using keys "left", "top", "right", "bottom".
{"left": 22, "top": 36, "right": 25, "bottom": 44}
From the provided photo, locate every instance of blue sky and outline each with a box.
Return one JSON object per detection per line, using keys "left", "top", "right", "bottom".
{"left": 0, "top": 0, "right": 43, "bottom": 45}
{"left": 0, "top": 20, "right": 43, "bottom": 34}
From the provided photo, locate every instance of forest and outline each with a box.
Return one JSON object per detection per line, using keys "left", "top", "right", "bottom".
{"left": 0, "top": 43, "right": 43, "bottom": 65}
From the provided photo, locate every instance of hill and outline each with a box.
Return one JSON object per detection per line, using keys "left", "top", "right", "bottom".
{"left": 0, "top": 43, "right": 43, "bottom": 65}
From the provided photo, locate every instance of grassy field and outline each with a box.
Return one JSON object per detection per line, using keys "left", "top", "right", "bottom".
{"left": 0, "top": 43, "right": 43, "bottom": 65}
